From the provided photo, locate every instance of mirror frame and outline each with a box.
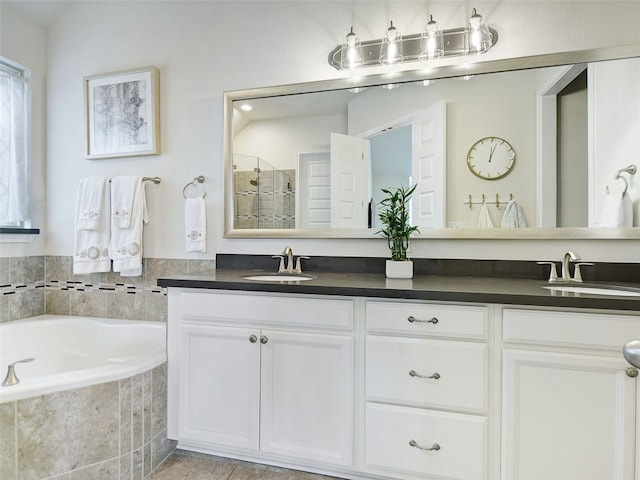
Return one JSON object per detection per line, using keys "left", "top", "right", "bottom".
{"left": 223, "top": 44, "right": 640, "bottom": 239}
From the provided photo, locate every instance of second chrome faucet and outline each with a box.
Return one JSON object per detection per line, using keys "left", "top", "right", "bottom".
{"left": 273, "top": 246, "right": 310, "bottom": 274}
{"left": 538, "top": 250, "right": 593, "bottom": 283}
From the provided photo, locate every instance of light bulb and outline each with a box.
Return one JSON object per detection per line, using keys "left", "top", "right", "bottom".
{"left": 379, "top": 21, "right": 403, "bottom": 65}
{"left": 468, "top": 8, "right": 493, "bottom": 54}
{"left": 340, "top": 27, "right": 363, "bottom": 70}
{"left": 419, "top": 14, "right": 444, "bottom": 60}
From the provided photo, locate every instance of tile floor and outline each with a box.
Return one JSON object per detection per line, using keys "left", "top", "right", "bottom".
{"left": 148, "top": 450, "right": 345, "bottom": 480}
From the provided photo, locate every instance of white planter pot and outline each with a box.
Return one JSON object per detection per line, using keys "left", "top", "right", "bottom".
{"left": 385, "top": 260, "right": 414, "bottom": 279}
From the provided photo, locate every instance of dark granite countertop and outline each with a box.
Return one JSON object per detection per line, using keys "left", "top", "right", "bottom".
{"left": 158, "top": 267, "right": 640, "bottom": 312}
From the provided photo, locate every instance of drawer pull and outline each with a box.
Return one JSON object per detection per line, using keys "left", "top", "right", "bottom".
{"left": 407, "top": 315, "right": 439, "bottom": 324}
{"left": 409, "top": 440, "right": 441, "bottom": 451}
{"left": 409, "top": 370, "right": 441, "bottom": 380}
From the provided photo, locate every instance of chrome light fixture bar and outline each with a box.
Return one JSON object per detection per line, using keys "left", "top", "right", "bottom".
{"left": 328, "top": 9, "right": 497, "bottom": 71}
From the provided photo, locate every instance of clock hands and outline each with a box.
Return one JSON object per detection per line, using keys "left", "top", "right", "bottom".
{"left": 488, "top": 143, "right": 497, "bottom": 163}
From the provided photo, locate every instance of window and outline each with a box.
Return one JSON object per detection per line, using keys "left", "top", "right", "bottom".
{"left": 0, "top": 57, "right": 30, "bottom": 227}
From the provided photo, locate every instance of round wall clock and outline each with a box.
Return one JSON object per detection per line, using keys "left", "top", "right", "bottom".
{"left": 466, "top": 136, "right": 515, "bottom": 180}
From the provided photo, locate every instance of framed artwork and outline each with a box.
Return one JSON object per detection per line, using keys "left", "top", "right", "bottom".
{"left": 84, "top": 66, "right": 160, "bottom": 159}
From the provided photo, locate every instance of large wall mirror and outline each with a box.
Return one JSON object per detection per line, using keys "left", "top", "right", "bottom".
{"left": 224, "top": 45, "right": 640, "bottom": 239}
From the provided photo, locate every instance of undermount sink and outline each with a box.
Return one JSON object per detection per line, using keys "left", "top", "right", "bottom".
{"left": 543, "top": 284, "right": 640, "bottom": 297}
{"left": 243, "top": 274, "right": 315, "bottom": 282}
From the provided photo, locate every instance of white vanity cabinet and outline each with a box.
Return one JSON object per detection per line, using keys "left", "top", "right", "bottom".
{"left": 501, "top": 308, "right": 640, "bottom": 480}
{"left": 167, "top": 289, "right": 354, "bottom": 468}
{"left": 363, "top": 300, "right": 491, "bottom": 480}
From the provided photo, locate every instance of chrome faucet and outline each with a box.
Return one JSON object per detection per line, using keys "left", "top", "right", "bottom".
{"left": 272, "top": 246, "right": 311, "bottom": 275}
{"left": 561, "top": 251, "right": 580, "bottom": 281}
{"left": 283, "top": 246, "right": 294, "bottom": 273}
{"left": 2, "top": 357, "right": 35, "bottom": 386}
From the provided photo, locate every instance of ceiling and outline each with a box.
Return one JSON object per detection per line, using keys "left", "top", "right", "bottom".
{"left": 3, "top": 0, "right": 72, "bottom": 27}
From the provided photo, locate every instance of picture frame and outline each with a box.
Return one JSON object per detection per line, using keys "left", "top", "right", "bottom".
{"left": 84, "top": 66, "right": 160, "bottom": 159}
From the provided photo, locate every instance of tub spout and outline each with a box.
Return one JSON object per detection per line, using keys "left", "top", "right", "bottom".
{"left": 2, "top": 358, "right": 35, "bottom": 387}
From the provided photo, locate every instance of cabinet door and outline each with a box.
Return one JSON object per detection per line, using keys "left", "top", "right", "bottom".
{"left": 502, "top": 349, "right": 637, "bottom": 480}
{"left": 260, "top": 330, "right": 353, "bottom": 466}
{"left": 178, "top": 323, "right": 261, "bottom": 450}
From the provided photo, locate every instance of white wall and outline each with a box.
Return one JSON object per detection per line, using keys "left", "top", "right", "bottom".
{"left": 590, "top": 58, "right": 640, "bottom": 227}
{"left": 234, "top": 114, "right": 346, "bottom": 171}
{"left": 7, "top": 0, "right": 640, "bottom": 262}
{"left": 0, "top": 6, "right": 47, "bottom": 257}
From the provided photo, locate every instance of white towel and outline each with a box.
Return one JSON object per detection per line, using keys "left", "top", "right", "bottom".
{"left": 185, "top": 197, "right": 206, "bottom": 252}
{"left": 109, "top": 176, "right": 147, "bottom": 276}
{"left": 73, "top": 177, "right": 111, "bottom": 274}
{"left": 477, "top": 204, "right": 494, "bottom": 228}
{"left": 500, "top": 200, "right": 527, "bottom": 228}
{"left": 110, "top": 176, "right": 138, "bottom": 229}
{"left": 600, "top": 191, "right": 633, "bottom": 227}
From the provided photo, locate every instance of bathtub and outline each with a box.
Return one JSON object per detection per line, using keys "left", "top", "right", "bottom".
{"left": 0, "top": 314, "right": 166, "bottom": 403}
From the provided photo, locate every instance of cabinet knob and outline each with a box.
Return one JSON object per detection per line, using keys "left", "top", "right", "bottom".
{"left": 249, "top": 335, "right": 258, "bottom": 343}
{"left": 407, "top": 315, "right": 439, "bottom": 324}
{"left": 260, "top": 335, "right": 268, "bottom": 344}
{"left": 409, "top": 370, "right": 440, "bottom": 380}
{"left": 409, "top": 440, "right": 440, "bottom": 451}
{"left": 626, "top": 367, "right": 638, "bottom": 378}
{"left": 623, "top": 339, "right": 640, "bottom": 369}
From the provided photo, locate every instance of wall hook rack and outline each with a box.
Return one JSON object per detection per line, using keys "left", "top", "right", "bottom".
{"left": 464, "top": 193, "right": 513, "bottom": 209}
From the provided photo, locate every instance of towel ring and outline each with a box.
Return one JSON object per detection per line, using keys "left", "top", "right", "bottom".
{"left": 612, "top": 164, "right": 636, "bottom": 195}
{"left": 183, "top": 176, "right": 206, "bottom": 199}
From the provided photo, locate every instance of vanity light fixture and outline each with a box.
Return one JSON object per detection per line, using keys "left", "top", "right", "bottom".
{"left": 328, "top": 8, "right": 497, "bottom": 70}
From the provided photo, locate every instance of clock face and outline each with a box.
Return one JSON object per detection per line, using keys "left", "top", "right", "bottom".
{"left": 466, "top": 136, "right": 515, "bottom": 180}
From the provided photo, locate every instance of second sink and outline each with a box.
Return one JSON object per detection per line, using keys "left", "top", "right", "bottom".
{"left": 543, "top": 284, "right": 640, "bottom": 297}
{"left": 244, "top": 274, "right": 315, "bottom": 282}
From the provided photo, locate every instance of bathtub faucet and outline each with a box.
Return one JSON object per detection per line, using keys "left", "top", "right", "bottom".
{"left": 2, "top": 357, "right": 35, "bottom": 387}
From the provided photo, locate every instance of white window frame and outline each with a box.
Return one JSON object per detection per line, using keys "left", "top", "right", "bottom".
{"left": 0, "top": 56, "right": 31, "bottom": 229}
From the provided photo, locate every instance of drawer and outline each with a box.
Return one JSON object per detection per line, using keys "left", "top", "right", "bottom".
{"left": 366, "top": 336, "right": 487, "bottom": 412}
{"left": 178, "top": 290, "right": 354, "bottom": 330}
{"left": 366, "top": 301, "right": 488, "bottom": 339}
{"left": 365, "top": 402, "right": 487, "bottom": 480}
{"left": 503, "top": 308, "right": 640, "bottom": 350}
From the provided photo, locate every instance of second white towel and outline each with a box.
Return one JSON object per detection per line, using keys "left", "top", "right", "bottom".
{"left": 109, "top": 176, "right": 148, "bottom": 276}
{"left": 501, "top": 200, "right": 527, "bottom": 228}
{"left": 185, "top": 197, "right": 206, "bottom": 252}
{"left": 600, "top": 191, "right": 633, "bottom": 227}
{"left": 477, "top": 204, "right": 494, "bottom": 228}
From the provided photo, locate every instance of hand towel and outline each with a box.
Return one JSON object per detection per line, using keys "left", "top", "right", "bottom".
{"left": 477, "top": 204, "right": 494, "bottom": 228}
{"left": 500, "top": 200, "right": 527, "bottom": 228}
{"left": 110, "top": 175, "right": 138, "bottom": 229}
{"left": 73, "top": 177, "right": 111, "bottom": 274}
{"left": 185, "top": 197, "right": 206, "bottom": 252}
{"left": 109, "top": 176, "right": 147, "bottom": 276}
{"left": 600, "top": 191, "right": 633, "bottom": 227}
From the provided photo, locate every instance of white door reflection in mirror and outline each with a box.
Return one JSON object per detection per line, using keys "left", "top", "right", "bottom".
{"left": 330, "top": 133, "right": 370, "bottom": 228}
{"left": 297, "top": 151, "right": 331, "bottom": 229}
{"left": 412, "top": 101, "right": 446, "bottom": 228}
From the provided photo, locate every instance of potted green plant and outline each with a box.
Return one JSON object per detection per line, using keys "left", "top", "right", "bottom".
{"left": 377, "top": 185, "right": 419, "bottom": 278}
